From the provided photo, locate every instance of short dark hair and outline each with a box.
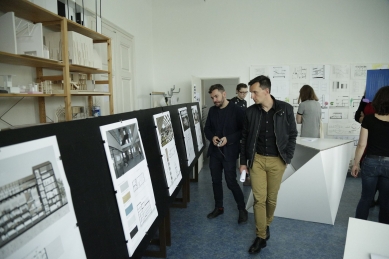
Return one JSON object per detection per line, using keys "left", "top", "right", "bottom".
{"left": 208, "top": 84, "right": 225, "bottom": 94}
{"left": 372, "top": 85, "right": 389, "bottom": 115}
{"left": 236, "top": 83, "right": 247, "bottom": 91}
{"left": 298, "top": 85, "right": 318, "bottom": 103}
{"left": 248, "top": 75, "right": 271, "bottom": 92}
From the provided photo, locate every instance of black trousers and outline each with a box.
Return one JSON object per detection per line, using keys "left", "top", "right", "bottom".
{"left": 209, "top": 153, "right": 245, "bottom": 210}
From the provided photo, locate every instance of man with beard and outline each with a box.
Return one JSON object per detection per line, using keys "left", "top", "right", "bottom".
{"left": 204, "top": 84, "right": 248, "bottom": 224}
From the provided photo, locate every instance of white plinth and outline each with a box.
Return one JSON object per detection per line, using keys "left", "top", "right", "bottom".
{"left": 343, "top": 218, "right": 389, "bottom": 259}
{"left": 246, "top": 137, "right": 353, "bottom": 225}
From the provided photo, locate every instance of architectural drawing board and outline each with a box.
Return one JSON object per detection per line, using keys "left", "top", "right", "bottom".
{"left": 178, "top": 107, "right": 195, "bottom": 166}
{"left": 153, "top": 111, "right": 182, "bottom": 196}
{"left": 0, "top": 136, "right": 86, "bottom": 259}
{"left": 191, "top": 105, "right": 204, "bottom": 151}
{"left": 100, "top": 119, "right": 158, "bottom": 257}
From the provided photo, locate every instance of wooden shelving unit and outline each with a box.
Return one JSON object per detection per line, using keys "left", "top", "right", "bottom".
{"left": 0, "top": 0, "right": 114, "bottom": 122}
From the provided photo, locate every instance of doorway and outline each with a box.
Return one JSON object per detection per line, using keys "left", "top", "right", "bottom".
{"left": 191, "top": 76, "right": 248, "bottom": 174}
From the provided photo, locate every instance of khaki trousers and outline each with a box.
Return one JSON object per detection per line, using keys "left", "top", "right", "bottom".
{"left": 251, "top": 154, "right": 286, "bottom": 239}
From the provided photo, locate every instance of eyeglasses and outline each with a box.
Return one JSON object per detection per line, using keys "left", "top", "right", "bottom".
{"left": 239, "top": 91, "right": 248, "bottom": 94}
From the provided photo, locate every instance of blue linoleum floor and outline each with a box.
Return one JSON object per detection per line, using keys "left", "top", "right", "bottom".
{"left": 144, "top": 160, "right": 380, "bottom": 259}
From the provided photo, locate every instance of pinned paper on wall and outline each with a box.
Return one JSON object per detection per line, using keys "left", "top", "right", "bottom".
{"left": 249, "top": 62, "right": 388, "bottom": 137}
{"left": 194, "top": 92, "right": 200, "bottom": 102}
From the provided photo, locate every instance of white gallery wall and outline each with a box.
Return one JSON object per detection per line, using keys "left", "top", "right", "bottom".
{"left": 151, "top": 0, "right": 389, "bottom": 104}
{"left": 1, "top": 0, "right": 389, "bottom": 128}
{"left": 98, "top": 0, "right": 154, "bottom": 110}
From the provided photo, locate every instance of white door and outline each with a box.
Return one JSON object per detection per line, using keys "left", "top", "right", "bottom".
{"left": 117, "top": 33, "right": 134, "bottom": 112}
{"left": 100, "top": 22, "right": 135, "bottom": 114}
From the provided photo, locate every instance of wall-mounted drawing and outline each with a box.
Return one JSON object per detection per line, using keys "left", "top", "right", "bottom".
{"left": 291, "top": 66, "right": 308, "bottom": 80}
{"left": 330, "top": 112, "right": 343, "bottom": 119}
{"left": 312, "top": 65, "right": 326, "bottom": 79}
{"left": 272, "top": 66, "right": 286, "bottom": 78}
{"left": 332, "top": 81, "right": 349, "bottom": 93}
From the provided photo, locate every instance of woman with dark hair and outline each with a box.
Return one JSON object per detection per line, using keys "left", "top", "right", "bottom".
{"left": 296, "top": 85, "right": 322, "bottom": 138}
{"left": 354, "top": 93, "right": 378, "bottom": 206}
{"left": 351, "top": 85, "right": 389, "bottom": 224}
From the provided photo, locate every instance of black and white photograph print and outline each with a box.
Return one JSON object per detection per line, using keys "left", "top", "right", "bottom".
{"left": 179, "top": 109, "right": 190, "bottom": 131}
{"left": 155, "top": 114, "right": 174, "bottom": 147}
{"left": 192, "top": 106, "right": 200, "bottom": 125}
{"left": 191, "top": 105, "right": 204, "bottom": 151}
{"left": 106, "top": 123, "right": 145, "bottom": 179}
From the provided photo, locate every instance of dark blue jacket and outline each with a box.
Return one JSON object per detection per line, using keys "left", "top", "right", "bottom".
{"left": 204, "top": 101, "right": 244, "bottom": 160}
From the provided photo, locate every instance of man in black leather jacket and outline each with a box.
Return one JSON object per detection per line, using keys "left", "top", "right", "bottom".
{"left": 240, "top": 75, "right": 297, "bottom": 254}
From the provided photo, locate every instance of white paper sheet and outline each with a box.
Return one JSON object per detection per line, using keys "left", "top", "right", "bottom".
{"left": 0, "top": 136, "right": 86, "bottom": 259}
{"left": 191, "top": 105, "right": 204, "bottom": 151}
{"left": 153, "top": 112, "right": 182, "bottom": 195}
{"left": 100, "top": 119, "right": 158, "bottom": 257}
{"left": 178, "top": 107, "right": 195, "bottom": 166}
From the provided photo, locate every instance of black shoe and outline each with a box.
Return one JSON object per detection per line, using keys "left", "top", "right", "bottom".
{"left": 248, "top": 237, "right": 267, "bottom": 254}
{"left": 266, "top": 226, "right": 270, "bottom": 241}
{"left": 207, "top": 208, "right": 224, "bottom": 219}
{"left": 238, "top": 209, "right": 248, "bottom": 224}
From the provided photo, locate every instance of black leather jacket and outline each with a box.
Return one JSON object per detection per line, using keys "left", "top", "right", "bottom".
{"left": 240, "top": 96, "right": 298, "bottom": 167}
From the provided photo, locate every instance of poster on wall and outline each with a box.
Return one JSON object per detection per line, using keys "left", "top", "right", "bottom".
{"left": 100, "top": 119, "right": 158, "bottom": 257}
{"left": 153, "top": 111, "right": 182, "bottom": 195}
{"left": 0, "top": 136, "right": 86, "bottom": 259}
{"left": 178, "top": 107, "right": 195, "bottom": 166}
{"left": 249, "top": 62, "right": 389, "bottom": 137}
{"left": 191, "top": 105, "right": 204, "bottom": 151}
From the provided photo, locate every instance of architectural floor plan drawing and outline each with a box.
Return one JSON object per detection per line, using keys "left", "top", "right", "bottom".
{"left": 331, "top": 64, "right": 350, "bottom": 80}
{"left": 291, "top": 65, "right": 309, "bottom": 80}
{"left": 100, "top": 119, "right": 158, "bottom": 257}
{"left": 0, "top": 136, "right": 85, "bottom": 259}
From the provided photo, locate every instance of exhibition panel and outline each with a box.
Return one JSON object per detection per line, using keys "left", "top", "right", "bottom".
{"left": 0, "top": 102, "right": 205, "bottom": 259}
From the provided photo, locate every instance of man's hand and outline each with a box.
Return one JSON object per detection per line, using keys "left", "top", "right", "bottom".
{"left": 218, "top": 137, "right": 227, "bottom": 147}
{"left": 240, "top": 165, "right": 247, "bottom": 175}
{"left": 212, "top": 136, "right": 220, "bottom": 146}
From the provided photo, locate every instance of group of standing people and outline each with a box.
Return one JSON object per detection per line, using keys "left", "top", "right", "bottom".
{"left": 204, "top": 75, "right": 389, "bottom": 255}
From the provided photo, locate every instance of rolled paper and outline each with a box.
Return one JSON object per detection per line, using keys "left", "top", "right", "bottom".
{"left": 240, "top": 170, "right": 247, "bottom": 182}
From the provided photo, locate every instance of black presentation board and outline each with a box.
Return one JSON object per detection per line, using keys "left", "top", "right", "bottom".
{"left": 0, "top": 103, "right": 205, "bottom": 258}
